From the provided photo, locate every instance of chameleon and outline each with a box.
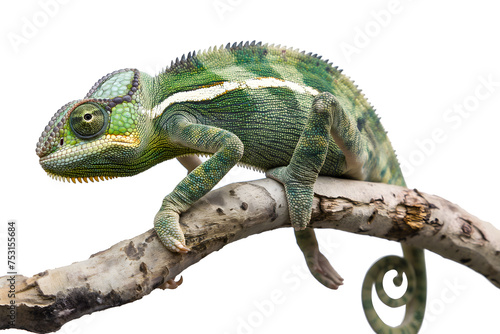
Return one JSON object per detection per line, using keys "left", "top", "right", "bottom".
{"left": 36, "top": 41, "right": 426, "bottom": 333}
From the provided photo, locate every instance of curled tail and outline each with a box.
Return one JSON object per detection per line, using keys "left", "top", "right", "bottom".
{"left": 362, "top": 245, "right": 426, "bottom": 333}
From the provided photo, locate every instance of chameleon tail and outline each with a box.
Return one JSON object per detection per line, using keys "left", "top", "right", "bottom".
{"left": 362, "top": 245, "right": 426, "bottom": 333}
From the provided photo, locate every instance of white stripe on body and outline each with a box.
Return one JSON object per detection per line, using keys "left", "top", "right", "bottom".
{"left": 146, "top": 77, "right": 320, "bottom": 118}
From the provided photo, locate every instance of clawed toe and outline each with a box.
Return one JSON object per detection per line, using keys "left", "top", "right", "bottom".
{"left": 295, "top": 229, "right": 343, "bottom": 289}
{"left": 307, "top": 251, "right": 344, "bottom": 290}
{"left": 314, "top": 266, "right": 343, "bottom": 289}
{"left": 173, "top": 240, "right": 190, "bottom": 253}
{"left": 159, "top": 276, "right": 184, "bottom": 290}
{"left": 156, "top": 232, "right": 190, "bottom": 253}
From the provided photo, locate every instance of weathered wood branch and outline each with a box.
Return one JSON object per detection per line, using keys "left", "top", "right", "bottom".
{"left": 1, "top": 177, "right": 499, "bottom": 333}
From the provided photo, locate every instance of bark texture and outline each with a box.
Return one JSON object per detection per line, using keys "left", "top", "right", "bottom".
{"left": 1, "top": 177, "right": 498, "bottom": 333}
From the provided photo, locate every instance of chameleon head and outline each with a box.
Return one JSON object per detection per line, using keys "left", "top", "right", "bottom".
{"left": 36, "top": 69, "right": 153, "bottom": 182}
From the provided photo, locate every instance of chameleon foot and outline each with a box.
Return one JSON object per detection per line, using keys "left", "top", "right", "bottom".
{"left": 295, "top": 229, "right": 343, "bottom": 289}
{"left": 159, "top": 276, "right": 184, "bottom": 290}
{"left": 266, "top": 166, "right": 315, "bottom": 229}
{"left": 154, "top": 210, "right": 190, "bottom": 253}
{"left": 305, "top": 248, "right": 344, "bottom": 289}
{"left": 160, "top": 235, "right": 190, "bottom": 253}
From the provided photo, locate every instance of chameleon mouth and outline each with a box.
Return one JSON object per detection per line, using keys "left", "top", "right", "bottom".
{"left": 46, "top": 172, "right": 117, "bottom": 183}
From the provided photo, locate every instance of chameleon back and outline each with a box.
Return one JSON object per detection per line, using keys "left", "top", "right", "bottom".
{"left": 147, "top": 42, "right": 405, "bottom": 185}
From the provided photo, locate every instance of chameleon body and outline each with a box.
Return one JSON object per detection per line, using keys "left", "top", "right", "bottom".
{"left": 36, "top": 41, "right": 426, "bottom": 333}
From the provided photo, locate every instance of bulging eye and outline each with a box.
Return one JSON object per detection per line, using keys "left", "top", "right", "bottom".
{"left": 69, "top": 102, "right": 108, "bottom": 139}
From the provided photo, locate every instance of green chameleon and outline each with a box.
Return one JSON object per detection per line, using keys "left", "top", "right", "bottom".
{"left": 36, "top": 41, "right": 426, "bottom": 333}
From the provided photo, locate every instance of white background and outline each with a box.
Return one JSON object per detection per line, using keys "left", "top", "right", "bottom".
{"left": 1, "top": 0, "right": 500, "bottom": 333}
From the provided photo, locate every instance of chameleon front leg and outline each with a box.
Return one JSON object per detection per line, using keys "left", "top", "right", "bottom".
{"left": 155, "top": 113, "right": 244, "bottom": 252}
{"left": 267, "top": 92, "right": 352, "bottom": 289}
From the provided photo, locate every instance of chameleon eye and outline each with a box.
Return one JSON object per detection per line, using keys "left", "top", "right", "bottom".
{"left": 69, "top": 102, "right": 108, "bottom": 139}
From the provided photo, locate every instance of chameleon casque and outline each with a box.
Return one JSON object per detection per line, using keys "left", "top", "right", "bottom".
{"left": 36, "top": 41, "right": 426, "bottom": 333}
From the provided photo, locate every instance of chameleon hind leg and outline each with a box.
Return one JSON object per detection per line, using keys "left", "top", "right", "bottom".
{"left": 267, "top": 91, "right": 366, "bottom": 289}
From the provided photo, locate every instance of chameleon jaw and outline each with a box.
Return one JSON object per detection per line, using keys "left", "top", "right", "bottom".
{"left": 46, "top": 172, "right": 117, "bottom": 184}
{"left": 39, "top": 133, "right": 143, "bottom": 184}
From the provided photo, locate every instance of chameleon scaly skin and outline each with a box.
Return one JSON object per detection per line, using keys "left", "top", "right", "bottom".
{"left": 36, "top": 41, "right": 426, "bottom": 333}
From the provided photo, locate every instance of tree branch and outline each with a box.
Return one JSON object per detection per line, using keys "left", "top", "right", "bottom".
{"left": 1, "top": 177, "right": 499, "bottom": 333}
